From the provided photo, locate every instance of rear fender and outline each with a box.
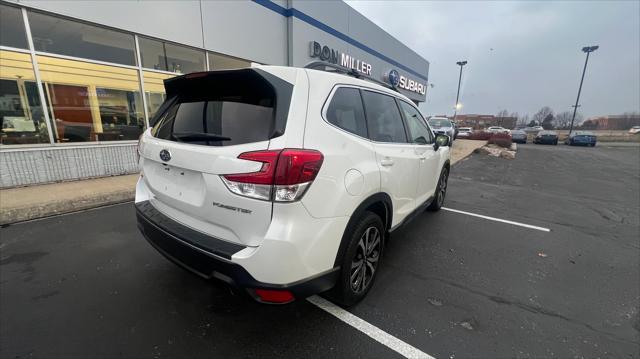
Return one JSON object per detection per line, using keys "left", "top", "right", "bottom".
{"left": 333, "top": 193, "right": 392, "bottom": 267}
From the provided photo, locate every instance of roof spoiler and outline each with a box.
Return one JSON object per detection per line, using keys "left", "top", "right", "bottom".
{"left": 304, "top": 61, "right": 399, "bottom": 93}
{"left": 163, "top": 68, "right": 255, "bottom": 98}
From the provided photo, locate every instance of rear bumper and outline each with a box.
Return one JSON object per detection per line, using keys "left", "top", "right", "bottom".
{"left": 135, "top": 200, "right": 340, "bottom": 301}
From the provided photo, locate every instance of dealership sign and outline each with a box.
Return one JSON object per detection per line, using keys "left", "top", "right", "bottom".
{"left": 309, "top": 41, "right": 372, "bottom": 76}
{"left": 385, "top": 69, "right": 426, "bottom": 95}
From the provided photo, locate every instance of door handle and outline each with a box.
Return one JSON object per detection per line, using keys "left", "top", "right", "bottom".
{"left": 380, "top": 158, "right": 394, "bottom": 167}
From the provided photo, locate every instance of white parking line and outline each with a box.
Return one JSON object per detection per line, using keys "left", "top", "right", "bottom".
{"left": 307, "top": 295, "right": 435, "bottom": 359}
{"left": 442, "top": 207, "right": 551, "bottom": 232}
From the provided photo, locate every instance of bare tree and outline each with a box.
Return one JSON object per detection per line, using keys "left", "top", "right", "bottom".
{"left": 554, "top": 111, "right": 573, "bottom": 129}
{"left": 542, "top": 113, "right": 555, "bottom": 130}
{"left": 532, "top": 106, "right": 554, "bottom": 125}
{"left": 517, "top": 114, "right": 529, "bottom": 127}
{"left": 496, "top": 109, "right": 509, "bottom": 127}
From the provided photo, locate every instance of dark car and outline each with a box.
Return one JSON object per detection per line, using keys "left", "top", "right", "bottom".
{"left": 565, "top": 131, "right": 597, "bottom": 147}
{"left": 511, "top": 129, "right": 527, "bottom": 144}
{"left": 534, "top": 130, "right": 558, "bottom": 145}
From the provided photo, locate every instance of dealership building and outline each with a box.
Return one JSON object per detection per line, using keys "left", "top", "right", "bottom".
{"left": 0, "top": 0, "right": 430, "bottom": 188}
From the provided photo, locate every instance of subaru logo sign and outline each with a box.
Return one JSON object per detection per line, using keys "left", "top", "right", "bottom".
{"left": 159, "top": 149, "right": 171, "bottom": 162}
{"left": 387, "top": 69, "right": 400, "bottom": 87}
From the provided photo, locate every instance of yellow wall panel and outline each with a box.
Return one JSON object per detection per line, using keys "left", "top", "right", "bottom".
{"left": 143, "top": 71, "right": 174, "bottom": 93}
{"left": 37, "top": 55, "right": 140, "bottom": 91}
{"left": 0, "top": 50, "right": 36, "bottom": 80}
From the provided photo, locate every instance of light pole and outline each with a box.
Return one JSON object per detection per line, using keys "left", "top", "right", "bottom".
{"left": 453, "top": 61, "right": 467, "bottom": 120}
{"left": 569, "top": 46, "right": 598, "bottom": 135}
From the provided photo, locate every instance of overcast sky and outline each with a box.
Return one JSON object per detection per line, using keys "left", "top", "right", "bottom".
{"left": 345, "top": 0, "right": 640, "bottom": 119}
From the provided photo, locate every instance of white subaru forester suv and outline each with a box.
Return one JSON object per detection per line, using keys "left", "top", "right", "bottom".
{"left": 135, "top": 65, "right": 451, "bottom": 306}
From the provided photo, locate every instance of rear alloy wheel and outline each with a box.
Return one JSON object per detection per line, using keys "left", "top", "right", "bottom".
{"left": 428, "top": 167, "right": 449, "bottom": 211}
{"left": 325, "top": 211, "right": 384, "bottom": 307}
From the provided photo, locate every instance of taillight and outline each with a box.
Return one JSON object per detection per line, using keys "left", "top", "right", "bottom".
{"left": 221, "top": 149, "right": 323, "bottom": 202}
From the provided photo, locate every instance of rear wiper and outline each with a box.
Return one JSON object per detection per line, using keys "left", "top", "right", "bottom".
{"left": 172, "top": 132, "right": 231, "bottom": 142}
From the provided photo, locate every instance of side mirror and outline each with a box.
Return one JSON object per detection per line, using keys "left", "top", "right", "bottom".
{"left": 433, "top": 134, "right": 450, "bottom": 150}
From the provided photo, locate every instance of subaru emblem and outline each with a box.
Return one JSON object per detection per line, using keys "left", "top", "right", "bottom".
{"left": 387, "top": 69, "right": 400, "bottom": 87}
{"left": 159, "top": 149, "right": 171, "bottom": 162}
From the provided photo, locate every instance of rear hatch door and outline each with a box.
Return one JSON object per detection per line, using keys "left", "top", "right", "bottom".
{"left": 139, "top": 69, "right": 293, "bottom": 247}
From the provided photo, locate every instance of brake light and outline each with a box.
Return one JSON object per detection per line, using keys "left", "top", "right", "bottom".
{"left": 221, "top": 149, "right": 323, "bottom": 202}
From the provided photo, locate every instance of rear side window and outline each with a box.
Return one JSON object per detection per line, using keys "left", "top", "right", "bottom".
{"left": 326, "top": 87, "right": 367, "bottom": 138}
{"left": 152, "top": 69, "right": 291, "bottom": 146}
{"left": 361, "top": 90, "right": 408, "bottom": 143}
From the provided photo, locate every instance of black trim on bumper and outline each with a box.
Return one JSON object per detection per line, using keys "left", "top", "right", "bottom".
{"left": 135, "top": 201, "right": 340, "bottom": 299}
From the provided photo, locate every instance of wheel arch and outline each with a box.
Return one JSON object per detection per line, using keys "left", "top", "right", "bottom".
{"left": 332, "top": 193, "right": 392, "bottom": 267}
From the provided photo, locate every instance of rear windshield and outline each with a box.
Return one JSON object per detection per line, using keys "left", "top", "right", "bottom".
{"left": 428, "top": 119, "right": 451, "bottom": 128}
{"left": 151, "top": 69, "right": 290, "bottom": 146}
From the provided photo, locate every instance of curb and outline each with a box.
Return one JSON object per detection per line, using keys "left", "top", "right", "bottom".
{"left": 0, "top": 189, "right": 135, "bottom": 225}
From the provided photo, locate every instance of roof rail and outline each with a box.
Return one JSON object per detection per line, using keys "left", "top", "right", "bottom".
{"left": 303, "top": 61, "right": 399, "bottom": 93}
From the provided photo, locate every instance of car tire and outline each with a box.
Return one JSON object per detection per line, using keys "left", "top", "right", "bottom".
{"left": 428, "top": 167, "right": 449, "bottom": 212}
{"left": 325, "top": 211, "right": 384, "bottom": 307}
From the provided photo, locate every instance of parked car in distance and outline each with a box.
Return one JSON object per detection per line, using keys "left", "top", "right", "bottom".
{"left": 428, "top": 117, "right": 456, "bottom": 140}
{"left": 565, "top": 131, "right": 597, "bottom": 146}
{"left": 456, "top": 127, "right": 472, "bottom": 138}
{"left": 629, "top": 126, "right": 640, "bottom": 134}
{"left": 487, "top": 126, "right": 510, "bottom": 134}
{"left": 511, "top": 129, "right": 527, "bottom": 144}
{"left": 524, "top": 126, "right": 544, "bottom": 134}
{"left": 534, "top": 130, "right": 559, "bottom": 145}
{"left": 135, "top": 65, "right": 452, "bottom": 307}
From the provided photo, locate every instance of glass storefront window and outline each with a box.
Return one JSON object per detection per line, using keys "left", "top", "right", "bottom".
{"left": 142, "top": 71, "right": 174, "bottom": 120}
{"left": 0, "top": 4, "right": 28, "bottom": 49}
{"left": 139, "top": 37, "right": 205, "bottom": 74}
{"left": 138, "top": 37, "right": 166, "bottom": 71}
{"left": 28, "top": 11, "right": 136, "bottom": 66}
{"left": 208, "top": 52, "right": 251, "bottom": 70}
{"left": 0, "top": 50, "right": 51, "bottom": 145}
{"left": 37, "top": 55, "right": 144, "bottom": 142}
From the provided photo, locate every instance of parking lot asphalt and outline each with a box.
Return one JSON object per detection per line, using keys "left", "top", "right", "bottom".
{"left": 1, "top": 144, "right": 639, "bottom": 359}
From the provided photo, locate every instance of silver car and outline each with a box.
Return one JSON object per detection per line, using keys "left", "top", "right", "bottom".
{"left": 428, "top": 117, "right": 456, "bottom": 140}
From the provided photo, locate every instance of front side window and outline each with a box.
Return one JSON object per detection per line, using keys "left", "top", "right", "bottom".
{"left": 399, "top": 101, "right": 433, "bottom": 144}
{"left": 28, "top": 11, "right": 136, "bottom": 66}
{"left": 361, "top": 90, "right": 407, "bottom": 143}
{"left": 326, "top": 87, "right": 367, "bottom": 138}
